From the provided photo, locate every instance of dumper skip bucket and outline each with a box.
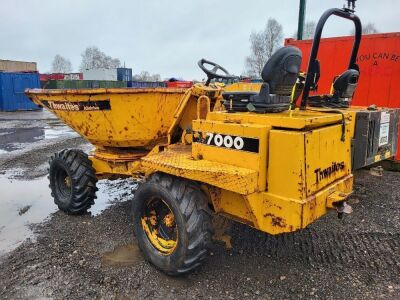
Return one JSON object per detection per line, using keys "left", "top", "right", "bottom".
{"left": 26, "top": 88, "right": 186, "bottom": 149}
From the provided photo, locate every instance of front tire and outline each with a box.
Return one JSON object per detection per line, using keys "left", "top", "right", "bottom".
{"left": 132, "top": 173, "right": 213, "bottom": 275}
{"left": 49, "top": 149, "right": 97, "bottom": 215}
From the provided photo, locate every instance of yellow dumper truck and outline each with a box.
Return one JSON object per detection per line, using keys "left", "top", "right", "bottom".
{"left": 27, "top": 4, "right": 399, "bottom": 275}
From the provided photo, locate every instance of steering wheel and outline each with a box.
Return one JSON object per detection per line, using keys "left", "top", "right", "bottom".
{"left": 198, "top": 58, "right": 236, "bottom": 86}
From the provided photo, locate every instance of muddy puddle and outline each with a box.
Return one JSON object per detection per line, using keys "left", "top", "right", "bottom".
{"left": 0, "top": 176, "right": 55, "bottom": 255}
{"left": 102, "top": 243, "right": 143, "bottom": 267}
{"left": 0, "top": 175, "right": 136, "bottom": 256}
{"left": 0, "top": 124, "right": 77, "bottom": 153}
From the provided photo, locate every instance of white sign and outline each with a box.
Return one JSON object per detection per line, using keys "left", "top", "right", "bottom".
{"left": 379, "top": 123, "right": 389, "bottom": 146}
{"left": 378, "top": 111, "right": 391, "bottom": 147}
{"left": 64, "top": 74, "right": 81, "bottom": 80}
{"left": 381, "top": 111, "right": 390, "bottom": 124}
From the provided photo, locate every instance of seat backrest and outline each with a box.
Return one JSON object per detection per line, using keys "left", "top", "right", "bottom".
{"left": 333, "top": 69, "right": 359, "bottom": 99}
{"left": 261, "top": 46, "right": 302, "bottom": 95}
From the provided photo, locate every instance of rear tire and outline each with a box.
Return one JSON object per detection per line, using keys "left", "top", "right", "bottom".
{"left": 132, "top": 173, "right": 213, "bottom": 275}
{"left": 49, "top": 149, "right": 97, "bottom": 215}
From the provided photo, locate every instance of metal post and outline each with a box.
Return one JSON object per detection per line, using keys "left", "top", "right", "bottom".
{"left": 297, "top": 0, "right": 306, "bottom": 40}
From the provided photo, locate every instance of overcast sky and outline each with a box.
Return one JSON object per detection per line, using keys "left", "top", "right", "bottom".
{"left": 0, "top": 0, "right": 398, "bottom": 80}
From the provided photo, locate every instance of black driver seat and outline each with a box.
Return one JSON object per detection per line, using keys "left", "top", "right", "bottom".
{"left": 222, "top": 46, "right": 302, "bottom": 113}
{"left": 308, "top": 68, "right": 359, "bottom": 108}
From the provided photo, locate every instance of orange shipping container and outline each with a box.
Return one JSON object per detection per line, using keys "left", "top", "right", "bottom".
{"left": 285, "top": 32, "right": 400, "bottom": 159}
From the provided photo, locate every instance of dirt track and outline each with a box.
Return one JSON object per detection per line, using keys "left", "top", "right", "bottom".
{"left": 0, "top": 112, "right": 399, "bottom": 299}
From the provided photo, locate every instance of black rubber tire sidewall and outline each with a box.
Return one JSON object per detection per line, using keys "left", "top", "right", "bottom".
{"left": 48, "top": 149, "right": 97, "bottom": 215}
{"left": 132, "top": 181, "right": 189, "bottom": 274}
{"left": 49, "top": 157, "right": 73, "bottom": 210}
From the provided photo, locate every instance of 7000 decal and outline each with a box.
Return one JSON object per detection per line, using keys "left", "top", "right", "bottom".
{"left": 206, "top": 133, "right": 244, "bottom": 149}
{"left": 193, "top": 132, "right": 259, "bottom": 153}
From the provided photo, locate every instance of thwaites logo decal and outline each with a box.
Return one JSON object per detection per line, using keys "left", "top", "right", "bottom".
{"left": 314, "top": 161, "right": 345, "bottom": 183}
{"left": 193, "top": 131, "right": 259, "bottom": 153}
{"left": 41, "top": 100, "right": 111, "bottom": 111}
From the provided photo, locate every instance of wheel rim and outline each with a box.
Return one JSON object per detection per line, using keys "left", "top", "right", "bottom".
{"left": 141, "top": 197, "right": 178, "bottom": 255}
{"left": 54, "top": 167, "right": 72, "bottom": 203}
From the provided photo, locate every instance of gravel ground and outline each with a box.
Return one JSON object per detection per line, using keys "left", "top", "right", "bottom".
{"left": 0, "top": 112, "right": 399, "bottom": 299}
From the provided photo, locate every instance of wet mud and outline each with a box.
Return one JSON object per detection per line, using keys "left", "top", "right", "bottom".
{"left": 102, "top": 243, "right": 143, "bottom": 267}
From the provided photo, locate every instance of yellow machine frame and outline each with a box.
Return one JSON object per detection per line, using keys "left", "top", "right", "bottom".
{"left": 28, "top": 81, "right": 395, "bottom": 235}
{"left": 84, "top": 83, "right": 369, "bottom": 235}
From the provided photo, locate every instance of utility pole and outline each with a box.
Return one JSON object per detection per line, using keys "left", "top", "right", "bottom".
{"left": 297, "top": 0, "right": 306, "bottom": 40}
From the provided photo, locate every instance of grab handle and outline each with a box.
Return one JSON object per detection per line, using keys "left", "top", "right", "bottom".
{"left": 300, "top": 8, "right": 362, "bottom": 109}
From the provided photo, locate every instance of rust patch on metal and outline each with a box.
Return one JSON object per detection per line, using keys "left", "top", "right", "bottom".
{"left": 298, "top": 167, "right": 306, "bottom": 196}
{"left": 302, "top": 194, "right": 317, "bottom": 227}
{"left": 264, "top": 213, "right": 287, "bottom": 228}
{"left": 223, "top": 118, "right": 242, "bottom": 124}
{"left": 205, "top": 185, "right": 222, "bottom": 211}
{"left": 156, "top": 130, "right": 163, "bottom": 138}
{"left": 198, "top": 99, "right": 209, "bottom": 119}
{"left": 264, "top": 201, "right": 283, "bottom": 211}
{"left": 308, "top": 195, "right": 317, "bottom": 210}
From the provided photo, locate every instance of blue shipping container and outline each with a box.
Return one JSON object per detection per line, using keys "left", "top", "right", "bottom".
{"left": 117, "top": 68, "right": 132, "bottom": 82}
{"left": 0, "top": 72, "right": 41, "bottom": 111}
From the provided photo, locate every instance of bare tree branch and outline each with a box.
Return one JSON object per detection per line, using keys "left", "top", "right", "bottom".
{"left": 51, "top": 54, "right": 72, "bottom": 73}
{"left": 244, "top": 18, "right": 283, "bottom": 77}
{"left": 293, "top": 21, "right": 316, "bottom": 40}
{"left": 133, "top": 71, "right": 161, "bottom": 81}
{"left": 351, "top": 22, "right": 379, "bottom": 35}
{"left": 79, "top": 46, "right": 121, "bottom": 71}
